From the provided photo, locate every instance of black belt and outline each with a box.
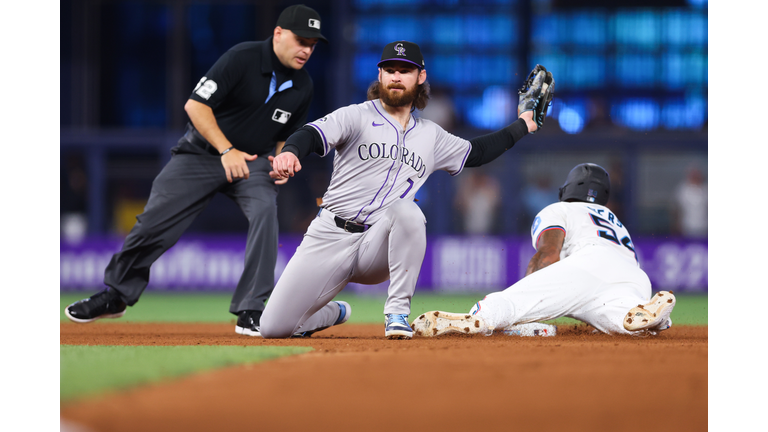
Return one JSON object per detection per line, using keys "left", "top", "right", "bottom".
{"left": 183, "top": 124, "right": 220, "bottom": 156}
{"left": 320, "top": 209, "right": 371, "bottom": 233}
{"left": 335, "top": 216, "right": 371, "bottom": 233}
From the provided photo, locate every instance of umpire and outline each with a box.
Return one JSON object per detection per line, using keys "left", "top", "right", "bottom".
{"left": 65, "top": 4, "right": 328, "bottom": 337}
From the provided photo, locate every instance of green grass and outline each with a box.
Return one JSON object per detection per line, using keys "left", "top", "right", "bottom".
{"left": 60, "top": 345, "right": 312, "bottom": 401}
{"left": 61, "top": 291, "right": 707, "bottom": 325}
{"left": 59, "top": 291, "right": 706, "bottom": 401}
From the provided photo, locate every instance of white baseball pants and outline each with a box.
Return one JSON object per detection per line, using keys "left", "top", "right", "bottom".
{"left": 471, "top": 245, "right": 652, "bottom": 335}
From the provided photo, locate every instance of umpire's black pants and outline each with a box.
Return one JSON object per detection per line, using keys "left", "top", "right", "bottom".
{"left": 103, "top": 131, "right": 278, "bottom": 315}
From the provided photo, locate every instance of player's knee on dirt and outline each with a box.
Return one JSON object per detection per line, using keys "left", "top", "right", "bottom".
{"left": 258, "top": 312, "right": 296, "bottom": 338}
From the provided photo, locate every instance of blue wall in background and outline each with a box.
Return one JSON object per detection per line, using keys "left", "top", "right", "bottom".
{"left": 60, "top": 0, "right": 707, "bottom": 238}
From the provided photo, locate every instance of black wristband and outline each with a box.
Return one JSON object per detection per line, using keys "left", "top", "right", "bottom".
{"left": 220, "top": 146, "right": 234, "bottom": 156}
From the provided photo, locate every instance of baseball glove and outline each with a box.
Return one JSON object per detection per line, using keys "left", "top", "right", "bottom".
{"left": 518, "top": 65, "right": 555, "bottom": 133}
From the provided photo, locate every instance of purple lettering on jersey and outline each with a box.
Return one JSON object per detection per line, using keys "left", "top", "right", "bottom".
{"left": 357, "top": 143, "right": 369, "bottom": 160}
{"left": 354, "top": 101, "right": 403, "bottom": 221}
{"left": 361, "top": 119, "right": 418, "bottom": 223}
{"left": 389, "top": 144, "right": 398, "bottom": 160}
{"left": 400, "top": 147, "right": 410, "bottom": 163}
{"left": 405, "top": 152, "right": 416, "bottom": 168}
{"left": 400, "top": 178, "right": 414, "bottom": 198}
{"left": 412, "top": 155, "right": 423, "bottom": 172}
{"left": 369, "top": 143, "right": 382, "bottom": 158}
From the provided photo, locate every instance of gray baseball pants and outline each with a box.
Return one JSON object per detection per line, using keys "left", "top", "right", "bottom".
{"left": 260, "top": 200, "right": 427, "bottom": 338}
{"left": 103, "top": 137, "right": 278, "bottom": 315}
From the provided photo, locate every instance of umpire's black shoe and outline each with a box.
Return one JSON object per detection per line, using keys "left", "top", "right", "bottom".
{"left": 235, "top": 310, "right": 262, "bottom": 337}
{"left": 65, "top": 289, "right": 127, "bottom": 323}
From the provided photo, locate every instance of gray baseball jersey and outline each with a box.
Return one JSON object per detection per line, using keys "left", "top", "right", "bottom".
{"left": 260, "top": 99, "right": 472, "bottom": 338}
{"left": 306, "top": 98, "right": 472, "bottom": 224}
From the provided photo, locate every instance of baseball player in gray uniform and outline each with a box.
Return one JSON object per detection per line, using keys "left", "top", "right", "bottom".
{"left": 411, "top": 163, "right": 677, "bottom": 337}
{"left": 260, "top": 41, "right": 542, "bottom": 339}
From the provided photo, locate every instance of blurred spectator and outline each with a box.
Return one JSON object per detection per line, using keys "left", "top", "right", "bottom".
{"left": 61, "top": 154, "right": 88, "bottom": 243}
{"left": 521, "top": 173, "right": 558, "bottom": 221}
{"left": 454, "top": 171, "right": 501, "bottom": 235}
{"left": 419, "top": 86, "right": 457, "bottom": 132}
{"left": 672, "top": 165, "right": 708, "bottom": 238}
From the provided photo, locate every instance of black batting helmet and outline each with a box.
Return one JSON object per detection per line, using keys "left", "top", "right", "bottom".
{"left": 558, "top": 163, "right": 610, "bottom": 206}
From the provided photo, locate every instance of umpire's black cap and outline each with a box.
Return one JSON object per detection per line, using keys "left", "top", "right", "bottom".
{"left": 378, "top": 41, "right": 425, "bottom": 70}
{"left": 276, "top": 4, "right": 328, "bottom": 43}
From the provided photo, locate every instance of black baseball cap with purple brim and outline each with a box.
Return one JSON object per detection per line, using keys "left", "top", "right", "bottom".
{"left": 377, "top": 41, "right": 425, "bottom": 70}
{"left": 276, "top": 4, "right": 328, "bottom": 43}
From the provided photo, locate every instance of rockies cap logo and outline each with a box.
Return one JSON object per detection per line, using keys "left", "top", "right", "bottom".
{"left": 395, "top": 43, "right": 406, "bottom": 56}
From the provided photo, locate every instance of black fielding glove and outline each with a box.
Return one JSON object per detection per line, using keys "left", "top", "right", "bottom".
{"left": 517, "top": 64, "right": 555, "bottom": 133}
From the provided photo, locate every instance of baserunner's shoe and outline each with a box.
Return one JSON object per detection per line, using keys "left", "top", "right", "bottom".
{"left": 235, "top": 310, "right": 262, "bottom": 337}
{"left": 385, "top": 313, "right": 413, "bottom": 339}
{"left": 410, "top": 311, "right": 492, "bottom": 337}
{"left": 292, "top": 301, "right": 351, "bottom": 338}
{"left": 656, "top": 318, "right": 672, "bottom": 332}
{"left": 623, "top": 291, "right": 676, "bottom": 332}
{"left": 65, "top": 289, "right": 127, "bottom": 323}
{"left": 501, "top": 322, "right": 557, "bottom": 337}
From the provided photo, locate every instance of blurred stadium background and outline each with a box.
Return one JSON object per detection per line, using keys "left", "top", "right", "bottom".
{"left": 60, "top": 0, "right": 707, "bottom": 295}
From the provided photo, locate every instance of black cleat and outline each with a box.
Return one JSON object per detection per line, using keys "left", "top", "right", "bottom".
{"left": 65, "top": 289, "right": 127, "bottom": 323}
{"left": 235, "top": 310, "right": 262, "bottom": 337}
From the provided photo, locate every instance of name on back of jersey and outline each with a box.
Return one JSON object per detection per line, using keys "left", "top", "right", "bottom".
{"left": 586, "top": 205, "right": 623, "bottom": 228}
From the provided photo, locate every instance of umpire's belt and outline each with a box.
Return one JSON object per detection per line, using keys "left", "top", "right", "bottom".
{"left": 319, "top": 209, "right": 371, "bottom": 233}
{"left": 182, "top": 123, "right": 221, "bottom": 156}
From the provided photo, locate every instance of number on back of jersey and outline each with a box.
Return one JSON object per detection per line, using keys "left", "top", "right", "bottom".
{"left": 587, "top": 207, "right": 637, "bottom": 261}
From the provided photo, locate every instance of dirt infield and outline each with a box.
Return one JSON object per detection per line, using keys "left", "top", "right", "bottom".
{"left": 61, "top": 322, "right": 707, "bottom": 432}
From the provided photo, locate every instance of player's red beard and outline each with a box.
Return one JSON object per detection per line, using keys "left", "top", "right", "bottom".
{"left": 379, "top": 82, "right": 419, "bottom": 108}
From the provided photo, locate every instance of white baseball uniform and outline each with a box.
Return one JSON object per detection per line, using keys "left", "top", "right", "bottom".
{"left": 469, "top": 201, "right": 652, "bottom": 335}
{"left": 260, "top": 99, "right": 472, "bottom": 338}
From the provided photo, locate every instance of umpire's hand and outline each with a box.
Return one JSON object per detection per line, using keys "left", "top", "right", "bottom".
{"left": 222, "top": 149, "right": 258, "bottom": 183}
{"left": 268, "top": 152, "right": 302, "bottom": 183}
